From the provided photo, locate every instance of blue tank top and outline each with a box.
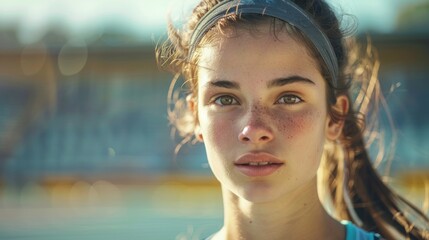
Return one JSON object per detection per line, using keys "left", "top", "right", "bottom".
{"left": 342, "top": 221, "right": 382, "bottom": 240}
{"left": 204, "top": 221, "right": 382, "bottom": 239}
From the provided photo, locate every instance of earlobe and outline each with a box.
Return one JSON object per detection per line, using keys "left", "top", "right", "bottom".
{"left": 326, "top": 95, "right": 349, "bottom": 141}
{"left": 186, "top": 94, "right": 204, "bottom": 142}
{"left": 195, "top": 126, "right": 204, "bottom": 142}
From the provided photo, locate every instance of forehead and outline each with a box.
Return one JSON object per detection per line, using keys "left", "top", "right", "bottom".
{"left": 197, "top": 23, "right": 323, "bottom": 85}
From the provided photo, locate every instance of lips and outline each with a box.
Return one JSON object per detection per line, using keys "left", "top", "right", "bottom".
{"left": 234, "top": 152, "right": 284, "bottom": 177}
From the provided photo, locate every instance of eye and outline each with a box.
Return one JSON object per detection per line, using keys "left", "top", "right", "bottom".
{"left": 277, "top": 94, "right": 302, "bottom": 104}
{"left": 213, "top": 95, "right": 239, "bottom": 106}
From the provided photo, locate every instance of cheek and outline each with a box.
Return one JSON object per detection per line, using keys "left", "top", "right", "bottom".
{"left": 273, "top": 109, "right": 325, "bottom": 140}
{"left": 274, "top": 109, "right": 326, "bottom": 178}
{"left": 274, "top": 108, "right": 327, "bottom": 165}
{"left": 199, "top": 111, "right": 237, "bottom": 150}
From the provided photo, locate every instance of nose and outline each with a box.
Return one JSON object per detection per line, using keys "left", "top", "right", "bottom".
{"left": 238, "top": 123, "right": 274, "bottom": 144}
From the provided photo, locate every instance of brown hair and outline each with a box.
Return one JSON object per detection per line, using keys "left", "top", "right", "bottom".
{"left": 156, "top": 0, "right": 429, "bottom": 239}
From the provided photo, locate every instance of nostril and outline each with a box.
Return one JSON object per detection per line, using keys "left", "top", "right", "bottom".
{"left": 238, "top": 132, "right": 250, "bottom": 142}
{"left": 242, "top": 136, "right": 250, "bottom": 142}
{"left": 260, "top": 136, "right": 270, "bottom": 141}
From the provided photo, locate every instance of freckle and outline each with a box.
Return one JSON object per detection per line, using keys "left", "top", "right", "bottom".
{"left": 249, "top": 220, "right": 253, "bottom": 224}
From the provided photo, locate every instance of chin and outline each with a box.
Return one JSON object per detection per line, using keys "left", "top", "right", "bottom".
{"left": 234, "top": 182, "right": 285, "bottom": 203}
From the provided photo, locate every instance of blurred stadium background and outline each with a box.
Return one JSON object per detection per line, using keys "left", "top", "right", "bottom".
{"left": 0, "top": 0, "right": 428, "bottom": 239}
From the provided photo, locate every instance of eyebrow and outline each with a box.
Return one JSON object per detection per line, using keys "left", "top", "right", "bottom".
{"left": 266, "top": 76, "right": 316, "bottom": 88}
{"left": 207, "top": 80, "right": 240, "bottom": 89}
{"left": 204, "top": 76, "right": 315, "bottom": 90}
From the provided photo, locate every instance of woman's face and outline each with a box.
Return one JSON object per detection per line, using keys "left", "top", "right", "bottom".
{"left": 196, "top": 24, "right": 336, "bottom": 202}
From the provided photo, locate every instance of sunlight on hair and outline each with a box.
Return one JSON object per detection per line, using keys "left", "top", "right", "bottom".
{"left": 395, "top": 172, "right": 429, "bottom": 228}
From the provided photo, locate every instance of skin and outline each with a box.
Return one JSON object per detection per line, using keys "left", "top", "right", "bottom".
{"left": 191, "top": 23, "right": 348, "bottom": 240}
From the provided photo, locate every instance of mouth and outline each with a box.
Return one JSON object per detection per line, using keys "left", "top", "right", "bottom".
{"left": 234, "top": 153, "right": 284, "bottom": 177}
{"left": 236, "top": 162, "right": 283, "bottom": 166}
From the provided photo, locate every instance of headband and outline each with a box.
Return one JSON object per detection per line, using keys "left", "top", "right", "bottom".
{"left": 188, "top": 0, "right": 339, "bottom": 87}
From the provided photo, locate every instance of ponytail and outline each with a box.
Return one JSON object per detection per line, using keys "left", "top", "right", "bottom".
{"left": 320, "top": 40, "right": 429, "bottom": 239}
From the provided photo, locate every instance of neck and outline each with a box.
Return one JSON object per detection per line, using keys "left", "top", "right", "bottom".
{"left": 214, "top": 177, "right": 344, "bottom": 240}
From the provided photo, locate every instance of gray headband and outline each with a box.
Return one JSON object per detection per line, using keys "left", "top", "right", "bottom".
{"left": 188, "top": 0, "right": 339, "bottom": 87}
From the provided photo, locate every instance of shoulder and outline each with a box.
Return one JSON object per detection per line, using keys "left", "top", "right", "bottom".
{"left": 342, "top": 221, "right": 383, "bottom": 240}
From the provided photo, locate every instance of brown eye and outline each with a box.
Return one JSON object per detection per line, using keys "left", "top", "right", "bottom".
{"left": 277, "top": 94, "right": 302, "bottom": 104}
{"left": 214, "top": 95, "right": 238, "bottom": 106}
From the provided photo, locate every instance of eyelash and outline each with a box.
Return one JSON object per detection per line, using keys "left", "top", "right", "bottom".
{"left": 212, "top": 93, "right": 302, "bottom": 106}
{"left": 276, "top": 94, "right": 303, "bottom": 104}
{"left": 213, "top": 95, "right": 239, "bottom": 106}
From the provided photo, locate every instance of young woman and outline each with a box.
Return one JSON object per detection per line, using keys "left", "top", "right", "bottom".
{"left": 157, "top": 0, "right": 429, "bottom": 239}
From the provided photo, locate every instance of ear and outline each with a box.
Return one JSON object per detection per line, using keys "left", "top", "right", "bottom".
{"left": 326, "top": 95, "right": 349, "bottom": 141}
{"left": 186, "top": 94, "right": 203, "bottom": 142}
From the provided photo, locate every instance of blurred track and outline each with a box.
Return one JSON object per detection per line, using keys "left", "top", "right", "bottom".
{"left": 0, "top": 180, "right": 223, "bottom": 240}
